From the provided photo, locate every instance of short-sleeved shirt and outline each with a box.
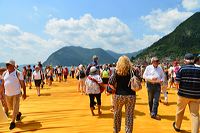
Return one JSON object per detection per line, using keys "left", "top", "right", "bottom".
{"left": 176, "top": 64, "right": 200, "bottom": 99}
{"left": 26, "top": 69, "right": 32, "bottom": 77}
{"left": 32, "top": 70, "right": 42, "bottom": 80}
{"left": 3, "top": 70, "right": 23, "bottom": 96}
{"left": 85, "top": 74, "right": 102, "bottom": 94}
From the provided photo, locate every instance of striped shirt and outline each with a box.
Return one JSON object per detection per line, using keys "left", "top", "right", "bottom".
{"left": 176, "top": 64, "right": 200, "bottom": 99}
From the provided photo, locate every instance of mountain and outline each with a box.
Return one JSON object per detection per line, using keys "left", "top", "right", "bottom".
{"left": 136, "top": 12, "right": 200, "bottom": 61}
{"left": 0, "top": 63, "right": 5, "bottom": 67}
{"left": 106, "top": 49, "right": 144, "bottom": 59}
{"left": 43, "top": 46, "right": 117, "bottom": 66}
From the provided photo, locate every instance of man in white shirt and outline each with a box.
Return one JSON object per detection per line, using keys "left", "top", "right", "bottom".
{"left": 143, "top": 57, "right": 165, "bottom": 120}
{"left": 1, "top": 59, "right": 26, "bottom": 130}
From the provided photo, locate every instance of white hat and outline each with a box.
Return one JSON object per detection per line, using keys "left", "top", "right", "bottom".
{"left": 6, "top": 59, "right": 15, "bottom": 66}
{"left": 79, "top": 64, "right": 83, "bottom": 69}
{"left": 90, "top": 66, "right": 97, "bottom": 73}
{"left": 151, "top": 57, "right": 159, "bottom": 63}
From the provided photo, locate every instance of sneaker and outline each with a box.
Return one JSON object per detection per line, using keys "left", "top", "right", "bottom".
{"left": 9, "top": 122, "right": 15, "bottom": 130}
{"left": 16, "top": 112, "right": 22, "bottom": 121}
{"left": 151, "top": 115, "right": 161, "bottom": 120}
{"left": 173, "top": 122, "right": 180, "bottom": 132}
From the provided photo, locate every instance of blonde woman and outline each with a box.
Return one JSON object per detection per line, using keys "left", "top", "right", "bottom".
{"left": 109, "top": 55, "right": 136, "bottom": 133}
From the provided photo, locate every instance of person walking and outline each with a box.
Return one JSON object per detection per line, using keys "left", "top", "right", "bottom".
{"left": 32, "top": 66, "right": 42, "bottom": 96}
{"left": 1, "top": 59, "right": 26, "bottom": 130}
{"left": 143, "top": 57, "right": 165, "bottom": 120}
{"left": 173, "top": 53, "right": 200, "bottom": 133}
{"left": 109, "top": 55, "right": 136, "bottom": 133}
{"left": 77, "top": 64, "right": 86, "bottom": 94}
{"left": 85, "top": 66, "right": 103, "bottom": 116}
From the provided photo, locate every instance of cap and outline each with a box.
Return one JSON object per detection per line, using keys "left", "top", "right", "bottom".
{"left": 90, "top": 66, "right": 97, "bottom": 73}
{"left": 184, "top": 53, "right": 194, "bottom": 60}
{"left": 6, "top": 59, "right": 15, "bottom": 66}
{"left": 151, "top": 57, "right": 159, "bottom": 63}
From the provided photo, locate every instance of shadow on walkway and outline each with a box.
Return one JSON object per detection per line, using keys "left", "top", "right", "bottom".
{"left": 160, "top": 115, "right": 189, "bottom": 121}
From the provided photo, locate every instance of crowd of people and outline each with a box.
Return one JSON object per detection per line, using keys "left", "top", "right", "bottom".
{"left": 0, "top": 53, "right": 200, "bottom": 133}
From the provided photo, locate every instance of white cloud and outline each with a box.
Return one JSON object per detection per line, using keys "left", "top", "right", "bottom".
{"left": 45, "top": 14, "right": 160, "bottom": 54}
{"left": 0, "top": 24, "right": 59, "bottom": 64}
{"left": 141, "top": 8, "right": 193, "bottom": 34}
{"left": 182, "top": 0, "right": 200, "bottom": 11}
{"left": 0, "top": 14, "right": 161, "bottom": 64}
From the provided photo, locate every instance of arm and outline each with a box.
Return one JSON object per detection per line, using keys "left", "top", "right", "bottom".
{"left": 18, "top": 71, "right": 27, "bottom": 100}
{"left": 143, "top": 66, "right": 152, "bottom": 81}
{"left": 20, "top": 80, "right": 26, "bottom": 100}
{"left": 160, "top": 67, "right": 165, "bottom": 83}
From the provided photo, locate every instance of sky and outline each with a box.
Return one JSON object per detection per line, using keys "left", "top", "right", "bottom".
{"left": 0, "top": 0, "right": 200, "bottom": 64}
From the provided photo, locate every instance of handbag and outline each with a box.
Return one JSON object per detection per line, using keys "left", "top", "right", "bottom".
{"left": 129, "top": 70, "right": 142, "bottom": 92}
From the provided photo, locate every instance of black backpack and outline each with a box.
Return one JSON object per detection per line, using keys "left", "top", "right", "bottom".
{"left": 79, "top": 70, "right": 86, "bottom": 78}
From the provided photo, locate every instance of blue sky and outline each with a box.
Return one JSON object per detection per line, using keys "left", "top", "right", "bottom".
{"left": 0, "top": 0, "right": 200, "bottom": 64}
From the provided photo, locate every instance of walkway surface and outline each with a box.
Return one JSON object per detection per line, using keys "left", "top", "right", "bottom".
{"left": 0, "top": 77, "right": 195, "bottom": 133}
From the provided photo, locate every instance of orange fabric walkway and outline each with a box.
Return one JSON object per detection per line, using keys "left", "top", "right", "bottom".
{"left": 0, "top": 77, "right": 195, "bottom": 133}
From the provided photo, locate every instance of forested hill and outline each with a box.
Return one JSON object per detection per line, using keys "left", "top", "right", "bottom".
{"left": 136, "top": 12, "right": 200, "bottom": 60}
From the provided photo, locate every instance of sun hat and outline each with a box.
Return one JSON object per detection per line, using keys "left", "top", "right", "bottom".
{"left": 151, "top": 57, "right": 159, "bottom": 63}
{"left": 90, "top": 66, "right": 97, "bottom": 74}
{"left": 6, "top": 59, "right": 15, "bottom": 66}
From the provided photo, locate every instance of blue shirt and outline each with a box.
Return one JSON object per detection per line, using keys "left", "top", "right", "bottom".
{"left": 176, "top": 64, "right": 200, "bottom": 99}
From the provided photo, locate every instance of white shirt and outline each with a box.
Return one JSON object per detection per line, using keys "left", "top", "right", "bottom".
{"left": 32, "top": 70, "right": 42, "bottom": 80}
{"left": 195, "top": 64, "right": 200, "bottom": 67}
{"left": 3, "top": 70, "right": 23, "bottom": 96}
{"left": 143, "top": 65, "right": 165, "bottom": 83}
{"left": 85, "top": 74, "right": 102, "bottom": 94}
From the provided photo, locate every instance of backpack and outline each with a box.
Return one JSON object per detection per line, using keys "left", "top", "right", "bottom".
{"left": 79, "top": 70, "right": 86, "bottom": 78}
{"left": 102, "top": 69, "right": 109, "bottom": 78}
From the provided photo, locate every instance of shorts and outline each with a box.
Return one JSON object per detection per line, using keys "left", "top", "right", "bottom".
{"left": 27, "top": 76, "right": 32, "bottom": 82}
{"left": 34, "top": 79, "right": 41, "bottom": 87}
{"left": 5, "top": 94, "right": 21, "bottom": 111}
{"left": 58, "top": 73, "right": 62, "bottom": 76}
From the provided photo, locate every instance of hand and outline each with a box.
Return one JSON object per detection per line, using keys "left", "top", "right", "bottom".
{"left": 22, "top": 93, "right": 27, "bottom": 100}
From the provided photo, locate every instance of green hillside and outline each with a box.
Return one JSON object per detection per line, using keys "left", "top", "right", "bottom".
{"left": 136, "top": 12, "right": 200, "bottom": 61}
{"left": 43, "top": 46, "right": 117, "bottom": 66}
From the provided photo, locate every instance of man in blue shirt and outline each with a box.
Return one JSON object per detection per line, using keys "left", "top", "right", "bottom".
{"left": 173, "top": 53, "right": 200, "bottom": 133}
